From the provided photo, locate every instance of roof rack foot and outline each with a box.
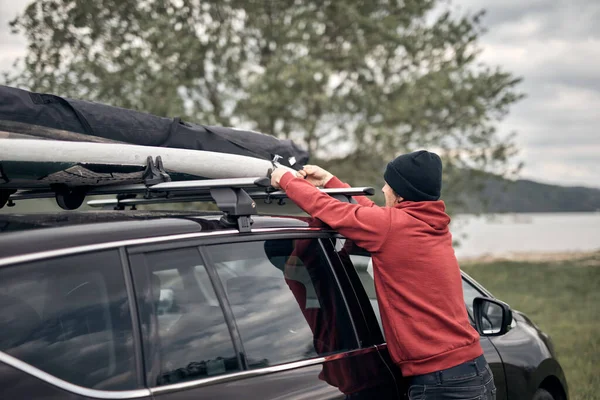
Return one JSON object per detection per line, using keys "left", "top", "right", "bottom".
{"left": 113, "top": 193, "right": 137, "bottom": 211}
{"left": 210, "top": 187, "right": 256, "bottom": 233}
{"left": 220, "top": 215, "right": 253, "bottom": 232}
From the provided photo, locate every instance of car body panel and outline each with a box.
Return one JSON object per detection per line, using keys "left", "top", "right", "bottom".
{"left": 0, "top": 358, "right": 151, "bottom": 400}
{"left": 150, "top": 349, "right": 398, "bottom": 400}
{"left": 151, "top": 364, "right": 346, "bottom": 400}
{"left": 480, "top": 337, "right": 507, "bottom": 400}
{"left": 491, "top": 311, "right": 568, "bottom": 399}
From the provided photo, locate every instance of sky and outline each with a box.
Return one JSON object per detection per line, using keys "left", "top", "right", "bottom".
{"left": 1, "top": 0, "right": 599, "bottom": 189}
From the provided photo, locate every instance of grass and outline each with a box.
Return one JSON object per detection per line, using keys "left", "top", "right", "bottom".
{"left": 461, "top": 252, "right": 600, "bottom": 400}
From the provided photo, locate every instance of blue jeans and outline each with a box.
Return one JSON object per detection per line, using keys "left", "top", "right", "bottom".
{"left": 408, "top": 355, "right": 496, "bottom": 400}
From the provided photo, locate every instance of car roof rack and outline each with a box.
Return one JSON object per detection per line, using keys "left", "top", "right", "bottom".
{"left": 1, "top": 156, "right": 375, "bottom": 233}
{"left": 85, "top": 187, "right": 375, "bottom": 208}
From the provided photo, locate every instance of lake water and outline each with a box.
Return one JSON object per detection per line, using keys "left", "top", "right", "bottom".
{"left": 451, "top": 212, "right": 600, "bottom": 259}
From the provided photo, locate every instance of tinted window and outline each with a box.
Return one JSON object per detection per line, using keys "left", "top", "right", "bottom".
{"left": 136, "top": 247, "right": 240, "bottom": 386}
{"left": 205, "top": 238, "right": 358, "bottom": 369}
{"left": 0, "top": 251, "right": 137, "bottom": 390}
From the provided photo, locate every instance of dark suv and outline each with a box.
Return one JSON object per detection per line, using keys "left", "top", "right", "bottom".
{"left": 0, "top": 206, "right": 568, "bottom": 400}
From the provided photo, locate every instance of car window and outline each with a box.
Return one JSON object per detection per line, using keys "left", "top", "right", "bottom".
{"left": 332, "top": 239, "right": 384, "bottom": 334}
{"left": 0, "top": 251, "right": 137, "bottom": 390}
{"left": 136, "top": 247, "right": 241, "bottom": 386}
{"left": 205, "top": 238, "right": 359, "bottom": 369}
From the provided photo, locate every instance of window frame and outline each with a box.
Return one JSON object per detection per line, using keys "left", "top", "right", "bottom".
{"left": 461, "top": 272, "right": 494, "bottom": 299}
{"left": 118, "top": 247, "right": 146, "bottom": 388}
{"left": 322, "top": 237, "right": 386, "bottom": 346}
{"left": 327, "top": 236, "right": 391, "bottom": 345}
{"left": 461, "top": 276, "right": 487, "bottom": 322}
{"left": 126, "top": 230, "right": 365, "bottom": 389}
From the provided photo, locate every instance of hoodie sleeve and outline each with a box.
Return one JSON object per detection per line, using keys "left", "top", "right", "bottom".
{"left": 324, "top": 176, "right": 377, "bottom": 208}
{"left": 280, "top": 173, "right": 391, "bottom": 253}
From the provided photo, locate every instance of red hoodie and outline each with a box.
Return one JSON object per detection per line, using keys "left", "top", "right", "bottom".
{"left": 279, "top": 173, "right": 483, "bottom": 376}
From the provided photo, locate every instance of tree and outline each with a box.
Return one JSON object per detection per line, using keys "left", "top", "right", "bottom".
{"left": 5, "top": 0, "right": 523, "bottom": 210}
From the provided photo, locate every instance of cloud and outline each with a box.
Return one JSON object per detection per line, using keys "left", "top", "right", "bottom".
{"left": 496, "top": 81, "right": 600, "bottom": 187}
{"left": 456, "top": 0, "right": 600, "bottom": 40}
{"left": 479, "top": 38, "right": 600, "bottom": 86}
{"left": 451, "top": 0, "right": 600, "bottom": 188}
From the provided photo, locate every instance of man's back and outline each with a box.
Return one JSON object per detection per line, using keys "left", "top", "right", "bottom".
{"left": 372, "top": 200, "right": 481, "bottom": 376}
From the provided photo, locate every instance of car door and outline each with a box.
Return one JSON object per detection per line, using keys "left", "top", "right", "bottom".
{"left": 461, "top": 276, "right": 507, "bottom": 400}
{"left": 330, "top": 237, "right": 506, "bottom": 399}
{"left": 328, "top": 237, "right": 407, "bottom": 392}
{"left": 128, "top": 232, "right": 401, "bottom": 400}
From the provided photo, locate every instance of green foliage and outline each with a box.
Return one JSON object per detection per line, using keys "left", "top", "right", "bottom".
{"left": 462, "top": 255, "right": 600, "bottom": 400}
{"left": 5, "top": 0, "right": 523, "bottom": 210}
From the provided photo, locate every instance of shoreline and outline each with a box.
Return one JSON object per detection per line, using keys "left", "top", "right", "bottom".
{"left": 458, "top": 250, "right": 600, "bottom": 265}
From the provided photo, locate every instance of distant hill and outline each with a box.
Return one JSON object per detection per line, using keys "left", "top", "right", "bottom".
{"left": 461, "top": 176, "right": 600, "bottom": 213}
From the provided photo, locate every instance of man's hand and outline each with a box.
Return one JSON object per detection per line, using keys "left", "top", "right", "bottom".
{"left": 270, "top": 168, "right": 293, "bottom": 189}
{"left": 298, "top": 165, "right": 334, "bottom": 187}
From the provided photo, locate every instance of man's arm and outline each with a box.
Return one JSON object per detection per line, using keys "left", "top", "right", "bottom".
{"left": 324, "top": 176, "right": 377, "bottom": 208}
{"left": 279, "top": 172, "right": 391, "bottom": 253}
{"left": 298, "top": 165, "right": 377, "bottom": 208}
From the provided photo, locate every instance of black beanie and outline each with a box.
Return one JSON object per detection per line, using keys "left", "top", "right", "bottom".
{"left": 383, "top": 150, "right": 442, "bottom": 201}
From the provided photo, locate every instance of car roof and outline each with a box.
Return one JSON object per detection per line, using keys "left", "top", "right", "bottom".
{"left": 0, "top": 210, "right": 313, "bottom": 260}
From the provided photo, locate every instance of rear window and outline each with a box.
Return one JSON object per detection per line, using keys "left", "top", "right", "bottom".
{"left": 0, "top": 251, "right": 138, "bottom": 390}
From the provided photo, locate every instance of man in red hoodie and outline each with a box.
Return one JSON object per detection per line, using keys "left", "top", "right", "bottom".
{"left": 270, "top": 150, "right": 496, "bottom": 400}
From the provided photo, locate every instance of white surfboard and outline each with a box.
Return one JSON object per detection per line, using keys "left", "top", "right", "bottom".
{"left": 0, "top": 139, "right": 294, "bottom": 188}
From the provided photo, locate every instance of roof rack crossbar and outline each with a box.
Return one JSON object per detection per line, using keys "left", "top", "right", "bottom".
{"left": 8, "top": 185, "right": 374, "bottom": 205}
{"left": 4, "top": 177, "right": 272, "bottom": 200}
{"left": 86, "top": 195, "right": 214, "bottom": 208}
{"left": 258, "top": 187, "right": 375, "bottom": 200}
{"left": 149, "top": 177, "right": 270, "bottom": 192}
{"left": 85, "top": 187, "right": 375, "bottom": 208}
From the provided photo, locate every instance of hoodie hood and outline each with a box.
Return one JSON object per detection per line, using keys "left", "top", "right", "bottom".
{"left": 394, "top": 200, "right": 450, "bottom": 231}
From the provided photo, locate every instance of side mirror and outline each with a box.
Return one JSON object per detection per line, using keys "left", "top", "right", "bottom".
{"left": 473, "top": 297, "right": 513, "bottom": 336}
